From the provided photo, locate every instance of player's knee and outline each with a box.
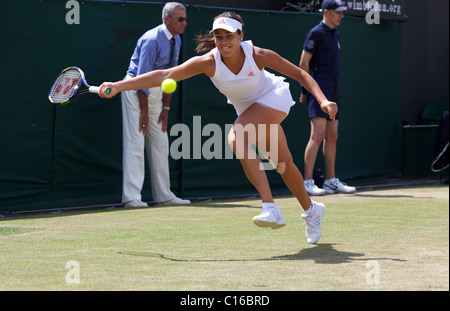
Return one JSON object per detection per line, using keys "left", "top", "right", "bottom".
{"left": 227, "top": 130, "right": 237, "bottom": 153}
{"left": 275, "top": 161, "right": 286, "bottom": 174}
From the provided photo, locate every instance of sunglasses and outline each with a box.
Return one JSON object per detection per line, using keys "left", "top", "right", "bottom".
{"left": 170, "top": 16, "right": 188, "bottom": 23}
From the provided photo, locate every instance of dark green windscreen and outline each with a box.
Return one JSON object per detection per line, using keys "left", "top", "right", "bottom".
{"left": 0, "top": 1, "right": 403, "bottom": 211}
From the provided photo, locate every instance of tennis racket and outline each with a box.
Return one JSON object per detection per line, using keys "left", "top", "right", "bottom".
{"left": 48, "top": 66, "right": 110, "bottom": 106}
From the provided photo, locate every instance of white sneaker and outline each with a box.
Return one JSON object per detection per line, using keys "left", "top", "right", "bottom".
{"left": 160, "top": 197, "right": 191, "bottom": 205}
{"left": 323, "top": 178, "right": 356, "bottom": 194}
{"left": 252, "top": 203, "right": 286, "bottom": 229}
{"left": 124, "top": 199, "right": 148, "bottom": 208}
{"left": 304, "top": 179, "right": 326, "bottom": 196}
{"left": 301, "top": 201, "right": 325, "bottom": 244}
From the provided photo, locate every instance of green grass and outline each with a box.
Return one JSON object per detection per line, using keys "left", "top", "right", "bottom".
{"left": 0, "top": 185, "right": 448, "bottom": 291}
{"left": 0, "top": 226, "right": 35, "bottom": 236}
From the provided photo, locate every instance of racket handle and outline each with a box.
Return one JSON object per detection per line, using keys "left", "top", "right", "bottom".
{"left": 89, "top": 86, "right": 100, "bottom": 93}
{"left": 89, "top": 86, "right": 111, "bottom": 94}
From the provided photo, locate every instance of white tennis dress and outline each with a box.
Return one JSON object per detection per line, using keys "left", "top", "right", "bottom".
{"left": 210, "top": 40, "right": 295, "bottom": 116}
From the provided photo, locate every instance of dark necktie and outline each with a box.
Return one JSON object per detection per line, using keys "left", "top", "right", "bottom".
{"left": 170, "top": 37, "right": 176, "bottom": 67}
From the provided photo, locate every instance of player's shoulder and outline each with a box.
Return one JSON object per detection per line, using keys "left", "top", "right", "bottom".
{"left": 196, "top": 50, "right": 215, "bottom": 63}
{"left": 253, "top": 46, "right": 277, "bottom": 58}
{"left": 201, "top": 51, "right": 217, "bottom": 67}
{"left": 194, "top": 51, "right": 216, "bottom": 77}
{"left": 182, "top": 51, "right": 216, "bottom": 76}
{"left": 253, "top": 46, "right": 281, "bottom": 69}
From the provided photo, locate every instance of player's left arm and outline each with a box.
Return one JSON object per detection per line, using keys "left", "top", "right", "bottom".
{"left": 254, "top": 47, "right": 337, "bottom": 120}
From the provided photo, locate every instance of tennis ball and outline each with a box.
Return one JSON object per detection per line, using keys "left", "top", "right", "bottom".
{"left": 161, "top": 78, "right": 177, "bottom": 94}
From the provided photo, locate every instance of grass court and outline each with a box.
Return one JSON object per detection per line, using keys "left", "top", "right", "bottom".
{"left": 0, "top": 185, "right": 448, "bottom": 291}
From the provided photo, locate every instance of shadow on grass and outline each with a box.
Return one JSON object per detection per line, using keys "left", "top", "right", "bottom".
{"left": 0, "top": 198, "right": 257, "bottom": 219}
{"left": 352, "top": 194, "right": 430, "bottom": 199}
{"left": 119, "top": 243, "right": 406, "bottom": 265}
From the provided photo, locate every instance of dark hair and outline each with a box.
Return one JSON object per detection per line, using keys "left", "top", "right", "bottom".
{"left": 195, "top": 12, "right": 244, "bottom": 53}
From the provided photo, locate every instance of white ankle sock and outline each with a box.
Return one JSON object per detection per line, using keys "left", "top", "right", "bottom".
{"left": 262, "top": 202, "right": 276, "bottom": 209}
{"left": 304, "top": 201, "right": 315, "bottom": 216}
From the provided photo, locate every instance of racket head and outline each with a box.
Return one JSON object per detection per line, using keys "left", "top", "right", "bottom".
{"left": 48, "top": 66, "right": 88, "bottom": 105}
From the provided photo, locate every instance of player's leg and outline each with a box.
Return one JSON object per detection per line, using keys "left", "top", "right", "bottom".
{"left": 272, "top": 125, "right": 312, "bottom": 211}
{"left": 228, "top": 103, "right": 286, "bottom": 229}
{"left": 273, "top": 126, "right": 325, "bottom": 243}
{"left": 254, "top": 107, "right": 325, "bottom": 242}
{"left": 255, "top": 105, "right": 326, "bottom": 242}
{"left": 228, "top": 104, "right": 286, "bottom": 203}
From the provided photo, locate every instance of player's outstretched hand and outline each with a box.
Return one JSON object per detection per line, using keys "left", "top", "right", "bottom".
{"left": 98, "top": 83, "right": 118, "bottom": 98}
{"left": 320, "top": 100, "right": 338, "bottom": 121}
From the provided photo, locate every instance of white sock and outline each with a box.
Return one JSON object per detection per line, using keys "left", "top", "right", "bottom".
{"left": 262, "top": 202, "right": 276, "bottom": 209}
{"left": 304, "top": 201, "right": 315, "bottom": 216}
{"left": 325, "top": 178, "right": 337, "bottom": 184}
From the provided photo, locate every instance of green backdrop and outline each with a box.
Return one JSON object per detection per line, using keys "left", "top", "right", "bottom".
{"left": 0, "top": 0, "right": 403, "bottom": 211}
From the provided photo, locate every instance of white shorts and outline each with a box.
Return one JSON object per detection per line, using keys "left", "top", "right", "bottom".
{"left": 229, "top": 74, "right": 296, "bottom": 116}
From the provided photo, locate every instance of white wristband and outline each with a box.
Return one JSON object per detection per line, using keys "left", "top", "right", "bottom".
{"left": 163, "top": 106, "right": 170, "bottom": 111}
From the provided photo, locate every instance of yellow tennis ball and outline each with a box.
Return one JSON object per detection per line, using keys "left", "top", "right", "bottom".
{"left": 161, "top": 78, "right": 177, "bottom": 94}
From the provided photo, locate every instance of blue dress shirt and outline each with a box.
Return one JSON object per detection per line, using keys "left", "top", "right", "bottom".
{"left": 127, "top": 24, "right": 181, "bottom": 96}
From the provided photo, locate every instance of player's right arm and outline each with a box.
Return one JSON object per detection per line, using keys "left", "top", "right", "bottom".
{"left": 99, "top": 53, "right": 215, "bottom": 98}
{"left": 255, "top": 47, "right": 337, "bottom": 120}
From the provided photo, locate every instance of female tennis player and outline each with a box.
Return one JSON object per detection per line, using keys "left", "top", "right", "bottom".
{"left": 99, "top": 12, "right": 337, "bottom": 244}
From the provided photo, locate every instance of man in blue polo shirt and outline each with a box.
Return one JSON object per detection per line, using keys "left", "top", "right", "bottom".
{"left": 121, "top": 2, "right": 190, "bottom": 207}
{"left": 299, "top": 0, "right": 356, "bottom": 195}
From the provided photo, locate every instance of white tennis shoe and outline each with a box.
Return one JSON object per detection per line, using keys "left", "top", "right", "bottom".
{"left": 124, "top": 199, "right": 148, "bottom": 208}
{"left": 304, "top": 179, "right": 326, "bottom": 196}
{"left": 301, "top": 201, "right": 326, "bottom": 244}
{"left": 160, "top": 197, "right": 191, "bottom": 205}
{"left": 253, "top": 203, "right": 286, "bottom": 229}
{"left": 323, "top": 178, "right": 356, "bottom": 194}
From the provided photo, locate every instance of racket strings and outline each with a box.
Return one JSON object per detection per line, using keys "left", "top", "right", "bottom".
{"left": 49, "top": 68, "right": 82, "bottom": 104}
